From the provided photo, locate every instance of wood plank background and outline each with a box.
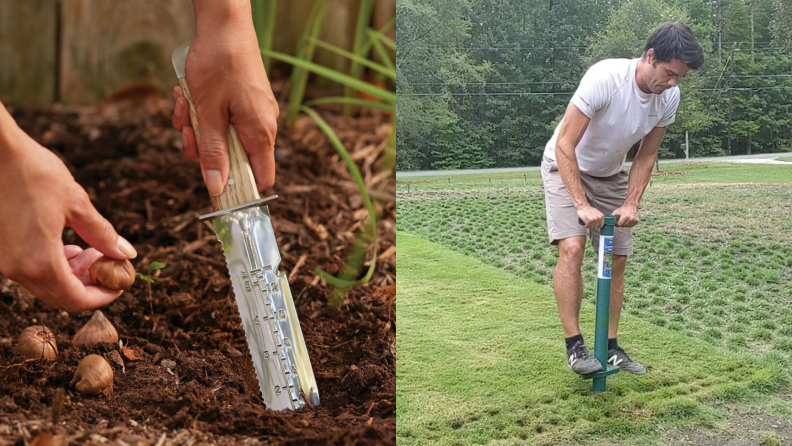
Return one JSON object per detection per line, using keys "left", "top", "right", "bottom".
{"left": 60, "top": 0, "right": 196, "bottom": 105}
{"left": 0, "top": 0, "right": 395, "bottom": 107}
{"left": 0, "top": 0, "right": 57, "bottom": 107}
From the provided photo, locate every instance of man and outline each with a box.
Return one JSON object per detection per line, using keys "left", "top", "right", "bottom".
{"left": 541, "top": 22, "right": 703, "bottom": 375}
{"left": 0, "top": 0, "right": 278, "bottom": 313}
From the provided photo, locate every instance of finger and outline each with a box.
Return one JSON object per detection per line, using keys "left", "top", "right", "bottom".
{"left": 55, "top": 252, "right": 121, "bottom": 312}
{"left": 64, "top": 245, "right": 84, "bottom": 260}
{"left": 67, "top": 248, "right": 103, "bottom": 277}
{"left": 173, "top": 86, "right": 183, "bottom": 101}
{"left": 66, "top": 191, "right": 137, "bottom": 260}
{"left": 236, "top": 119, "right": 277, "bottom": 192}
{"left": 172, "top": 96, "right": 191, "bottom": 132}
{"left": 182, "top": 127, "right": 200, "bottom": 164}
{"left": 58, "top": 276, "right": 122, "bottom": 313}
{"left": 191, "top": 87, "right": 230, "bottom": 196}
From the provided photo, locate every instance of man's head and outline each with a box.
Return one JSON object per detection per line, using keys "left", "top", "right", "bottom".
{"left": 640, "top": 22, "right": 704, "bottom": 94}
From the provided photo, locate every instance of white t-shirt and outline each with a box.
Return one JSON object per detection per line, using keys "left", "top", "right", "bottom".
{"left": 543, "top": 58, "right": 680, "bottom": 177}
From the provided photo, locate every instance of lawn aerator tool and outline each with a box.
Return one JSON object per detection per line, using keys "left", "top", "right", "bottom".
{"left": 172, "top": 45, "right": 319, "bottom": 411}
{"left": 579, "top": 216, "right": 620, "bottom": 392}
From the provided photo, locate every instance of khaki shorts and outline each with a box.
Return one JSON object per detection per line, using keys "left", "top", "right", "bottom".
{"left": 540, "top": 157, "right": 633, "bottom": 256}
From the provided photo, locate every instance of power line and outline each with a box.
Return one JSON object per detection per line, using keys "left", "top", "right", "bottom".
{"left": 404, "top": 86, "right": 792, "bottom": 97}
{"left": 406, "top": 75, "right": 792, "bottom": 86}
{"left": 407, "top": 42, "right": 778, "bottom": 51}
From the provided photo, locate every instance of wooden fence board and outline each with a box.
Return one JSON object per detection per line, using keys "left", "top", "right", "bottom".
{"left": 60, "top": 0, "right": 195, "bottom": 105}
{"left": 0, "top": 0, "right": 57, "bottom": 107}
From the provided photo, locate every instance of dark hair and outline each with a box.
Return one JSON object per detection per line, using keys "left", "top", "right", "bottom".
{"left": 644, "top": 22, "right": 704, "bottom": 70}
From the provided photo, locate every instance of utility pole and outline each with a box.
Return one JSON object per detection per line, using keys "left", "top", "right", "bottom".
{"left": 748, "top": 1, "right": 755, "bottom": 155}
{"left": 751, "top": 1, "right": 755, "bottom": 62}
{"left": 686, "top": 131, "right": 690, "bottom": 159}
{"left": 717, "top": 0, "right": 722, "bottom": 60}
{"left": 727, "top": 44, "right": 735, "bottom": 155}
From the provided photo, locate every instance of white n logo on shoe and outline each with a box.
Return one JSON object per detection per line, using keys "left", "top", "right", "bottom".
{"left": 569, "top": 354, "right": 577, "bottom": 366}
{"left": 609, "top": 355, "right": 623, "bottom": 366}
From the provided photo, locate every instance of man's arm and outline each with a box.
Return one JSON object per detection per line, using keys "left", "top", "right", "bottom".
{"left": 556, "top": 103, "right": 605, "bottom": 229}
{"left": 612, "top": 125, "right": 666, "bottom": 227}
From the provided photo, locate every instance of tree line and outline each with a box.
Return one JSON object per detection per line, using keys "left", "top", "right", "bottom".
{"left": 397, "top": 0, "right": 792, "bottom": 170}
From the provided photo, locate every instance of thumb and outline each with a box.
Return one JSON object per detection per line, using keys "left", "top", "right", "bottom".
{"left": 194, "top": 98, "right": 230, "bottom": 197}
{"left": 67, "top": 199, "right": 137, "bottom": 260}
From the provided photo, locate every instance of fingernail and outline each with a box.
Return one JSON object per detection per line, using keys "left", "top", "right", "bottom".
{"left": 117, "top": 237, "right": 137, "bottom": 259}
{"left": 181, "top": 129, "right": 188, "bottom": 148}
{"left": 204, "top": 169, "right": 224, "bottom": 196}
{"left": 175, "top": 98, "right": 184, "bottom": 117}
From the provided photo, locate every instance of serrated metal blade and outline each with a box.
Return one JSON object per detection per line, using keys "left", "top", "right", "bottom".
{"left": 208, "top": 202, "right": 319, "bottom": 411}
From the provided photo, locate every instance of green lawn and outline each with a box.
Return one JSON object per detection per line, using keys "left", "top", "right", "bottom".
{"left": 397, "top": 232, "right": 788, "bottom": 445}
{"left": 397, "top": 162, "right": 792, "bottom": 444}
{"left": 396, "top": 162, "right": 792, "bottom": 192}
{"left": 398, "top": 163, "right": 792, "bottom": 359}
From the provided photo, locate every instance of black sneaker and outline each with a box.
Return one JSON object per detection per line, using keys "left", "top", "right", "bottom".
{"left": 607, "top": 346, "right": 646, "bottom": 375}
{"left": 566, "top": 340, "right": 603, "bottom": 375}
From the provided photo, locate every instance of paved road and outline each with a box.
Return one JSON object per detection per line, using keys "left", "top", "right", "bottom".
{"left": 396, "top": 152, "right": 792, "bottom": 178}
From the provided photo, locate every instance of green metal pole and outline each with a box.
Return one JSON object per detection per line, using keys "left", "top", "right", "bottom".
{"left": 592, "top": 216, "right": 616, "bottom": 392}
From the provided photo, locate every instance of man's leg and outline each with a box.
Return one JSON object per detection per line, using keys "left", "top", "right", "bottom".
{"left": 608, "top": 254, "right": 627, "bottom": 338}
{"left": 554, "top": 236, "right": 587, "bottom": 337}
{"left": 540, "top": 158, "right": 602, "bottom": 374}
{"left": 584, "top": 171, "right": 645, "bottom": 375}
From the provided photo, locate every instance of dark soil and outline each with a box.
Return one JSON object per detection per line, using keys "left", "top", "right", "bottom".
{"left": 0, "top": 91, "right": 395, "bottom": 445}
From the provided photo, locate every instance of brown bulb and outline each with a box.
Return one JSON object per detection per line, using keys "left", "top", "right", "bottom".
{"left": 89, "top": 256, "right": 135, "bottom": 291}
{"left": 72, "top": 310, "right": 119, "bottom": 346}
{"left": 70, "top": 354, "right": 113, "bottom": 395}
{"left": 17, "top": 326, "right": 58, "bottom": 361}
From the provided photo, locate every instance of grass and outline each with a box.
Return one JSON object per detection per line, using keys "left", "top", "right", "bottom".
{"left": 397, "top": 232, "right": 790, "bottom": 445}
{"left": 396, "top": 161, "right": 792, "bottom": 192}
{"left": 397, "top": 163, "right": 792, "bottom": 359}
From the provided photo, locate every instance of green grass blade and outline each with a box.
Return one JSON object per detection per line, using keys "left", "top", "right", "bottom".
{"left": 286, "top": 0, "right": 327, "bottom": 129}
{"left": 377, "top": 16, "right": 395, "bottom": 35}
{"left": 264, "top": 50, "right": 396, "bottom": 103}
{"left": 301, "top": 106, "right": 378, "bottom": 293}
{"left": 262, "top": 0, "right": 278, "bottom": 71}
{"left": 305, "top": 96, "right": 395, "bottom": 112}
{"left": 308, "top": 37, "right": 395, "bottom": 80}
{"left": 357, "top": 17, "right": 396, "bottom": 59}
{"left": 251, "top": 0, "right": 279, "bottom": 72}
{"left": 368, "top": 29, "right": 396, "bottom": 51}
{"left": 344, "top": 0, "right": 376, "bottom": 114}
{"left": 367, "top": 29, "right": 394, "bottom": 72}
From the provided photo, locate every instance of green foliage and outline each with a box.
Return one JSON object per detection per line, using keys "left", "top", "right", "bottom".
{"left": 135, "top": 261, "right": 166, "bottom": 284}
{"left": 587, "top": 0, "right": 690, "bottom": 62}
{"left": 398, "top": 0, "right": 792, "bottom": 170}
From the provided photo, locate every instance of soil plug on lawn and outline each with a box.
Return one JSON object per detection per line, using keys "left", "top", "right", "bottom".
{"left": 171, "top": 44, "right": 319, "bottom": 410}
{"left": 579, "top": 216, "right": 620, "bottom": 392}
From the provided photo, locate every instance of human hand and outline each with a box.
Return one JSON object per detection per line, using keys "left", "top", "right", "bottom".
{"left": 612, "top": 204, "right": 640, "bottom": 227}
{"left": 0, "top": 129, "right": 137, "bottom": 312}
{"left": 576, "top": 205, "right": 605, "bottom": 230}
{"left": 172, "top": 0, "right": 279, "bottom": 195}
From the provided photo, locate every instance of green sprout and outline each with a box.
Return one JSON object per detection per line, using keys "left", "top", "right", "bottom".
{"left": 136, "top": 262, "right": 166, "bottom": 329}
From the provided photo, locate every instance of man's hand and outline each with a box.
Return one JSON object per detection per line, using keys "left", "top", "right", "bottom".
{"left": 612, "top": 204, "right": 640, "bottom": 227}
{"left": 172, "top": 0, "right": 279, "bottom": 195}
{"left": 0, "top": 125, "right": 137, "bottom": 313}
{"left": 577, "top": 204, "right": 605, "bottom": 230}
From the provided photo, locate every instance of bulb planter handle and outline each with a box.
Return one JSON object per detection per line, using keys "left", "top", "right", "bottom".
{"left": 578, "top": 216, "right": 620, "bottom": 392}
